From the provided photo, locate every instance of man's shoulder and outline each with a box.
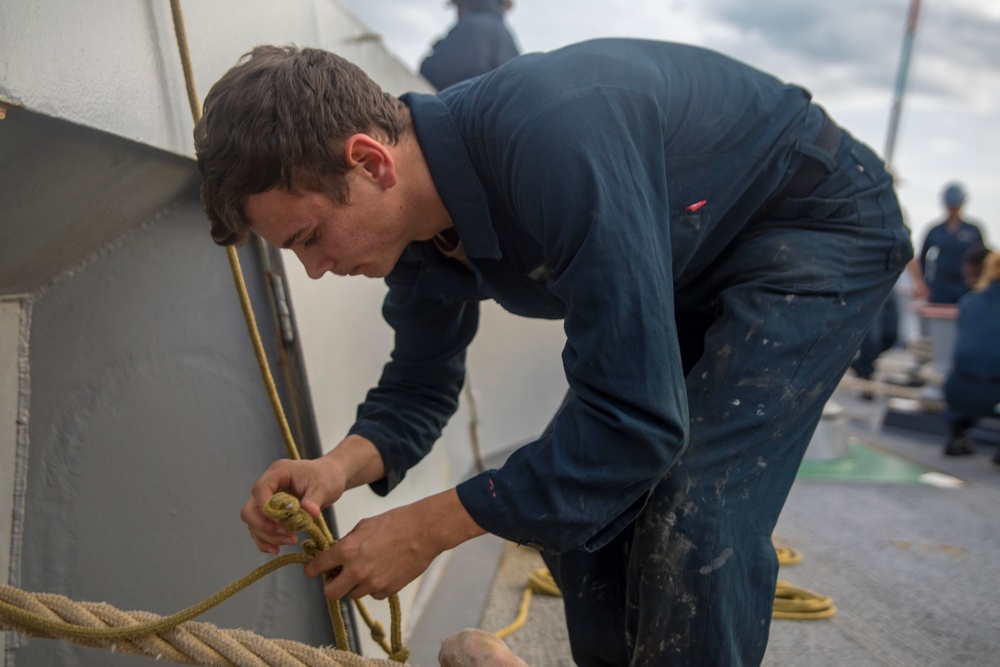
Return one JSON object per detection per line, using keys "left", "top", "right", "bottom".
{"left": 960, "top": 218, "right": 984, "bottom": 233}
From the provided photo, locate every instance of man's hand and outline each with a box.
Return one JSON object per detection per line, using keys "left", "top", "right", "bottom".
{"left": 240, "top": 435, "right": 385, "bottom": 555}
{"left": 304, "top": 488, "right": 487, "bottom": 601}
{"left": 241, "top": 455, "right": 345, "bottom": 554}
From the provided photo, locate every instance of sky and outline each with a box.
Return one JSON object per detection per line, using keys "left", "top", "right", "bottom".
{"left": 341, "top": 0, "right": 1000, "bottom": 250}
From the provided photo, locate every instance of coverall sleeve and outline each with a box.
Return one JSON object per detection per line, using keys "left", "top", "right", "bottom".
{"left": 456, "top": 89, "right": 689, "bottom": 553}
{"left": 349, "top": 255, "right": 480, "bottom": 495}
{"left": 919, "top": 227, "right": 934, "bottom": 274}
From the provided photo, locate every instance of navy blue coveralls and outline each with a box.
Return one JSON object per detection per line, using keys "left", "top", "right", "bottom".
{"left": 418, "top": 0, "right": 519, "bottom": 91}
{"left": 350, "top": 40, "right": 912, "bottom": 666}
{"left": 919, "top": 219, "right": 984, "bottom": 304}
{"left": 945, "top": 282, "right": 1000, "bottom": 431}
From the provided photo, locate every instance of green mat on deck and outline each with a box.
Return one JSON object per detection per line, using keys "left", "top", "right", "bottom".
{"left": 797, "top": 439, "right": 934, "bottom": 484}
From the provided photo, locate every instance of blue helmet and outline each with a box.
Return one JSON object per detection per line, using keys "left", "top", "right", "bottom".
{"left": 943, "top": 182, "right": 966, "bottom": 207}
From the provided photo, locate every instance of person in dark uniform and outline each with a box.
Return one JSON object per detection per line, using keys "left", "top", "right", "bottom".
{"left": 849, "top": 293, "right": 898, "bottom": 399}
{"left": 195, "top": 41, "right": 913, "bottom": 666}
{"left": 943, "top": 251, "right": 1000, "bottom": 459}
{"left": 419, "top": 0, "right": 519, "bottom": 91}
{"left": 912, "top": 182, "right": 985, "bottom": 304}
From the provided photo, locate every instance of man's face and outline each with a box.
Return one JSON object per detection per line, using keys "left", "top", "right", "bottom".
{"left": 245, "top": 171, "right": 407, "bottom": 280}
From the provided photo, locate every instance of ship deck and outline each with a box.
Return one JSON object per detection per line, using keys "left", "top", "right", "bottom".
{"left": 403, "top": 364, "right": 1000, "bottom": 667}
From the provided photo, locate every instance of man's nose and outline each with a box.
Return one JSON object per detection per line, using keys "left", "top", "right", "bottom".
{"left": 296, "top": 249, "right": 330, "bottom": 280}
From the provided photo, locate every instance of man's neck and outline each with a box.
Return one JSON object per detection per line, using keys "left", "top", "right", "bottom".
{"left": 392, "top": 122, "right": 454, "bottom": 242}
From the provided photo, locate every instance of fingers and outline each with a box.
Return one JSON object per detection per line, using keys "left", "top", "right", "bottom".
{"left": 243, "top": 462, "right": 305, "bottom": 554}
{"left": 253, "top": 458, "right": 342, "bottom": 516}
{"left": 306, "top": 547, "right": 379, "bottom": 600}
{"left": 302, "top": 533, "right": 398, "bottom": 601}
{"left": 240, "top": 494, "right": 298, "bottom": 555}
{"left": 303, "top": 509, "right": 438, "bottom": 602}
{"left": 299, "top": 497, "right": 323, "bottom": 520}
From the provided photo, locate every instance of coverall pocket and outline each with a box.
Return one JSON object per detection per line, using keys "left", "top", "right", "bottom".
{"left": 741, "top": 195, "right": 860, "bottom": 294}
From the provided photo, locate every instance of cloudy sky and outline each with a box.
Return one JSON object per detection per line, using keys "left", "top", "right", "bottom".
{"left": 342, "top": 0, "right": 1000, "bottom": 250}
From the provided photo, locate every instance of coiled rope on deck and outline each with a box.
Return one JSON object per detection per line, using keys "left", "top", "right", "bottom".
{"left": 772, "top": 542, "right": 837, "bottom": 621}
{"left": 493, "top": 541, "right": 835, "bottom": 639}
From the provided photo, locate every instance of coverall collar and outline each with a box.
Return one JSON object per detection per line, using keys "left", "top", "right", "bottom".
{"left": 402, "top": 92, "right": 503, "bottom": 261}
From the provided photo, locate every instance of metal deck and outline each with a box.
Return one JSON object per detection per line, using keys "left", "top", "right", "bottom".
{"left": 405, "top": 383, "right": 1000, "bottom": 667}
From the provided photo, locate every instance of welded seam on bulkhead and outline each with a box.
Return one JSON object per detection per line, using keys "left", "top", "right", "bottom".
{"left": 30, "top": 203, "right": 181, "bottom": 302}
{"left": 4, "top": 296, "right": 32, "bottom": 665}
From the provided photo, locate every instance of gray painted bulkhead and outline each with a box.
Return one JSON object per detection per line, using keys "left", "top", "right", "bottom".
{"left": 1, "top": 1, "right": 572, "bottom": 662}
{"left": 1, "top": 108, "right": 344, "bottom": 665}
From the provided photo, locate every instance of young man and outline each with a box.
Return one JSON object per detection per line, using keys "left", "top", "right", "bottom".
{"left": 196, "top": 40, "right": 912, "bottom": 666}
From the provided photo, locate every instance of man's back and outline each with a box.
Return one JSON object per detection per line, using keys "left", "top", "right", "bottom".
{"left": 432, "top": 39, "right": 822, "bottom": 285}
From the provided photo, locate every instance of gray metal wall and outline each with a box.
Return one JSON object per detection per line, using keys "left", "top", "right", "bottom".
{"left": 2, "top": 109, "right": 337, "bottom": 666}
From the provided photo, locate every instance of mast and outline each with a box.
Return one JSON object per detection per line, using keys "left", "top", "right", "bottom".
{"left": 883, "top": 0, "right": 922, "bottom": 170}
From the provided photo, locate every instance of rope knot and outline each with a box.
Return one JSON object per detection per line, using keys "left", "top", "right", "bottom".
{"left": 302, "top": 540, "right": 323, "bottom": 559}
{"left": 389, "top": 648, "right": 411, "bottom": 663}
{"left": 369, "top": 622, "right": 386, "bottom": 643}
{"left": 262, "top": 492, "right": 312, "bottom": 532}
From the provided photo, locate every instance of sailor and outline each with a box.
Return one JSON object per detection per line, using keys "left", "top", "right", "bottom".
{"left": 942, "top": 250, "right": 1000, "bottom": 460}
{"left": 196, "top": 40, "right": 912, "bottom": 666}
{"left": 911, "top": 182, "right": 985, "bottom": 304}
{"left": 419, "top": 0, "right": 520, "bottom": 91}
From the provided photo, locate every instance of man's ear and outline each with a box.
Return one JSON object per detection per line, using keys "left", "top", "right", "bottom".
{"left": 343, "top": 134, "right": 397, "bottom": 188}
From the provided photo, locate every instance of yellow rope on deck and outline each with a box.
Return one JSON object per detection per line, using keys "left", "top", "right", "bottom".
{"left": 494, "top": 567, "right": 560, "bottom": 639}
{"left": 772, "top": 581, "right": 838, "bottom": 621}
{"left": 494, "top": 541, "right": 835, "bottom": 640}
{"left": 773, "top": 542, "right": 837, "bottom": 621}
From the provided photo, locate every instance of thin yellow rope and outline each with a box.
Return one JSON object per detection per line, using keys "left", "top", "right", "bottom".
{"left": 772, "top": 542, "right": 837, "bottom": 620}
{"left": 0, "top": 583, "right": 403, "bottom": 667}
{"left": 493, "top": 568, "right": 559, "bottom": 640}
{"left": 494, "top": 542, "right": 834, "bottom": 639}
{"left": 772, "top": 581, "right": 838, "bottom": 620}
{"left": 0, "top": 492, "right": 414, "bottom": 664}
{"left": 0, "top": 554, "right": 309, "bottom": 642}
{"left": 168, "top": 0, "right": 407, "bottom": 660}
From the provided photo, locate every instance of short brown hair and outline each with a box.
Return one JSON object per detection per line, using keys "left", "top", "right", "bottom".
{"left": 194, "top": 45, "right": 406, "bottom": 246}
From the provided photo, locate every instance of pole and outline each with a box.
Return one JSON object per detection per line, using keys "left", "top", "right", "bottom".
{"left": 883, "top": 0, "right": 922, "bottom": 170}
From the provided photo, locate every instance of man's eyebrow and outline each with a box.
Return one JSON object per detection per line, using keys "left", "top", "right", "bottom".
{"left": 280, "top": 228, "right": 304, "bottom": 249}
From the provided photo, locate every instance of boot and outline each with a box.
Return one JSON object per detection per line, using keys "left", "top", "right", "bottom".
{"left": 855, "top": 372, "right": 874, "bottom": 401}
{"left": 943, "top": 426, "right": 976, "bottom": 457}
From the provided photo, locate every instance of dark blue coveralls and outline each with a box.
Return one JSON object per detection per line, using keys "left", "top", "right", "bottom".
{"left": 919, "top": 219, "right": 984, "bottom": 304}
{"left": 350, "top": 40, "right": 913, "bottom": 666}
{"left": 418, "top": 0, "right": 519, "bottom": 91}
{"left": 944, "top": 282, "right": 1000, "bottom": 432}
{"left": 850, "top": 294, "right": 898, "bottom": 380}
